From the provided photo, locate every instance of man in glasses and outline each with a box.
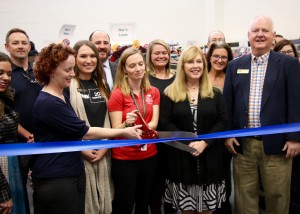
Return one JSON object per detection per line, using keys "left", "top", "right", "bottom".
{"left": 4, "top": 28, "right": 42, "bottom": 213}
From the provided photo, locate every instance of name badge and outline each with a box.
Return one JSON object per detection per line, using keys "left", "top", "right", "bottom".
{"left": 237, "top": 69, "right": 249, "bottom": 74}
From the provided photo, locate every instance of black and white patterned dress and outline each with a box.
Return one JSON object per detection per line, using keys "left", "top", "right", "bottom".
{"left": 164, "top": 103, "right": 226, "bottom": 212}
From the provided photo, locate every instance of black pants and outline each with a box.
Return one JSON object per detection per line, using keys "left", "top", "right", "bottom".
{"left": 290, "top": 155, "right": 300, "bottom": 214}
{"left": 149, "top": 144, "right": 177, "bottom": 214}
{"left": 111, "top": 155, "right": 157, "bottom": 214}
{"left": 32, "top": 173, "right": 85, "bottom": 214}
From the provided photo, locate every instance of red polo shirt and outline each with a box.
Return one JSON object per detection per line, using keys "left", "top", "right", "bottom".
{"left": 108, "top": 86, "right": 160, "bottom": 160}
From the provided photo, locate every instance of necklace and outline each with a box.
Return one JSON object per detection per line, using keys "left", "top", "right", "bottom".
{"left": 189, "top": 86, "right": 198, "bottom": 104}
{"left": 191, "top": 96, "right": 196, "bottom": 104}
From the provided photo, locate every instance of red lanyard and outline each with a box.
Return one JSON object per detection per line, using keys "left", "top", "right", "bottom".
{"left": 130, "top": 89, "right": 146, "bottom": 117}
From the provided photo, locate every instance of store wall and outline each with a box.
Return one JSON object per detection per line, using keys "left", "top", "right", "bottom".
{"left": 0, "top": 0, "right": 299, "bottom": 52}
{"left": 223, "top": 0, "right": 300, "bottom": 44}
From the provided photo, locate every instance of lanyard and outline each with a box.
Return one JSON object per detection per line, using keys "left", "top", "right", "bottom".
{"left": 130, "top": 89, "right": 146, "bottom": 117}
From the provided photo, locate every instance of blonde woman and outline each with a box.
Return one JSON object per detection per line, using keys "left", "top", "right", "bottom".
{"left": 160, "top": 46, "right": 228, "bottom": 214}
{"left": 108, "top": 47, "right": 160, "bottom": 214}
{"left": 146, "top": 39, "right": 176, "bottom": 213}
{"left": 146, "top": 39, "right": 175, "bottom": 93}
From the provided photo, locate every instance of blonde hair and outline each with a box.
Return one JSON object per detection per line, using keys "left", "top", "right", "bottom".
{"left": 114, "top": 47, "right": 151, "bottom": 96}
{"left": 146, "top": 39, "right": 172, "bottom": 77}
{"left": 164, "top": 45, "right": 213, "bottom": 102}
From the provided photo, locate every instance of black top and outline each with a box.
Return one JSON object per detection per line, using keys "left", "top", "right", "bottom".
{"left": 11, "top": 63, "right": 42, "bottom": 134}
{"left": 79, "top": 79, "right": 107, "bottom": 127}
{"left": 148, "top": 74, "right": 175, "bottom": 95}
{"left": 159, "top": 88, "right": 228, "bottom": 185}
{"left": 31, "top": 91, "right": 89, "bottom": 178}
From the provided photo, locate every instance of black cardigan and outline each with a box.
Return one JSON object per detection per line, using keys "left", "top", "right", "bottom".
{"left": 159, "top": 88, "right": 229, "bottom": 185}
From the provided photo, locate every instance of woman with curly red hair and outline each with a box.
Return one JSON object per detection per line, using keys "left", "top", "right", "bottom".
{"left": 31, "top": 43, "right": 142, "bottom": 214}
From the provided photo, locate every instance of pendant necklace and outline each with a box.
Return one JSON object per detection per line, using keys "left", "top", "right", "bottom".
{"left": 190, "top": 87, "right": 197, "bottom": 104}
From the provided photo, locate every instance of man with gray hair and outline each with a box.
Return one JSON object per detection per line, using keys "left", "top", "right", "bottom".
{"left": 207, "top": 30, "right": 226, "bottom": 48}
{"left": 223, "top": 16, "right": 300, "bottom": 214}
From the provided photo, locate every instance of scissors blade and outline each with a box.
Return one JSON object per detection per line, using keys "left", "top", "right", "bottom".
{"left": 163, "top": 141, "right": 197, "bottom": 153}
{"left": 156, "top": 131, "right": 198, "bottom": 152}
{"left": 157, "top": 131, "right": 197, "bottom": 139}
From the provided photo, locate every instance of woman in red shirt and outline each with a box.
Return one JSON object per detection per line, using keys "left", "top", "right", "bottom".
{"left": 108, "top": 47, "right": 160, "bottom": 214}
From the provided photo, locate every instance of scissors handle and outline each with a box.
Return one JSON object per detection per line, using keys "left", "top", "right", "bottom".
{"left": 134, "top": 111, "right": 158, "bottom": 139}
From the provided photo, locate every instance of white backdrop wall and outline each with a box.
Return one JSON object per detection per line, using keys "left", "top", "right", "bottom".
{"left": 0, "top": 0, "right": 299, "bottom": 53}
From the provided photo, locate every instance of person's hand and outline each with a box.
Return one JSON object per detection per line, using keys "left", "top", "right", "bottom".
{"left": 0, "top": 199, "right": 13, "bottom": 214}
{"left": 125, "top": 110, "right": 138, "bottom": 126}
{"left": 81, "top": 150, "right": 99, "bottom": 163}
{"left": 123, "top": 125, "right": 142, "bottom": 139}
{"left": 282, "top": 140, "right": 300, "bottom": 158}
{"left": 189, "top": 140, "right": 208, "bottom": 156}
{"left": 93, "top": 149, "right": 108, "bottom": 162}
{"left": 225, "top": 137, "right": 240, "bottom": 155}
{"left": 27, "top": 133, "right": 34, "bottom": 143}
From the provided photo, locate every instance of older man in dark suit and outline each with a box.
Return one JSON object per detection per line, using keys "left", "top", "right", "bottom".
{"left": 223, "top": 16, "right": 300, "bottom": 214}
{"left": 89, "top": 30, "right": 117, "bottom": 90}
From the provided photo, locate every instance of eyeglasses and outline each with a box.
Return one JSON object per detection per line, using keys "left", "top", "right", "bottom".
{"left": 211, "top": 54, "right": 228, "bottom": 61}
{"left": 279, "top": 49, "right": 294, "bottom": 55}
{"left": 22, "top": 71, "right": 38, "bottom": 84}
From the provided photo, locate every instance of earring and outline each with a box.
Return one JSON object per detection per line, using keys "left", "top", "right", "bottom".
{"left": 124, "top": 73, "right": 128, "bottom": 78}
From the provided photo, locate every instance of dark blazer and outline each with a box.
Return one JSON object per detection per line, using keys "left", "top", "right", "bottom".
{"left": 223, "top": 51, "right": 300, "bottom": 154}
{"left": 109, "top": 61, "right": 117, "bottom": 81}
{"left": 159, "top": 88, "right": 228, "bottom": 185}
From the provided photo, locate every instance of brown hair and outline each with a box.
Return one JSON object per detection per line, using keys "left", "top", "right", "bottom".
{"left": 0, "top": 52, "right": 14, "bottom": 120}
{"left": 5, "top": 28, "right": 29, "bottom": 44}
{"left": 73, "top": 40, "right": 110, "bottom": 99}
{"left": 34, "top": 43, "right": 75, "bottom": 85}
{"left": 206, "top": 42, "right": 233, "bottom": 71}
{"left": 273, "top": 39, "right": 299, "bottom": 59}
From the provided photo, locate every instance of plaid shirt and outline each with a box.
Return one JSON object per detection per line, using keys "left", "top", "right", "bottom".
{"left": 248, "top": 52, "right": 270, "bottom": 128}
{"left": 0, "top": 167, "right": 11, "bottom": 203}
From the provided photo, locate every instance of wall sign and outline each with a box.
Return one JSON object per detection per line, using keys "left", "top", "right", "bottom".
{"left": 110, "top": 23, "right": 135, "bottom": 42}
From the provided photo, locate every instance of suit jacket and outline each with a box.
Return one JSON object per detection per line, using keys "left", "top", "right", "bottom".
{"left": 223, "top": 51, "right": 300, "bottom": 154}
{"left": 109, "top": 61, "right": 117, "bottom": 81}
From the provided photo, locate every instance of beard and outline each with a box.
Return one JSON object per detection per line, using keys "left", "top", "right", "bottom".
{"left": 98, "top": 49, "right": 109, "bottom": 62}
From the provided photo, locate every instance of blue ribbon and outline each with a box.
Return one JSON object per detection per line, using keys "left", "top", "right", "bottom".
{"left": 1, "top": 123, "right": 300, "bottom": 156}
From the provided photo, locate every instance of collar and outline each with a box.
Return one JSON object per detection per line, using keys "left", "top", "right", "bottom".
{"left": 12, "top": 61, "right": 33, "bottom": 72}
{"left": 251, "top": 52, "right": 270, "bottom": 64}
{"left": 103, "top": 60, "right": 110, "bottom": 68}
